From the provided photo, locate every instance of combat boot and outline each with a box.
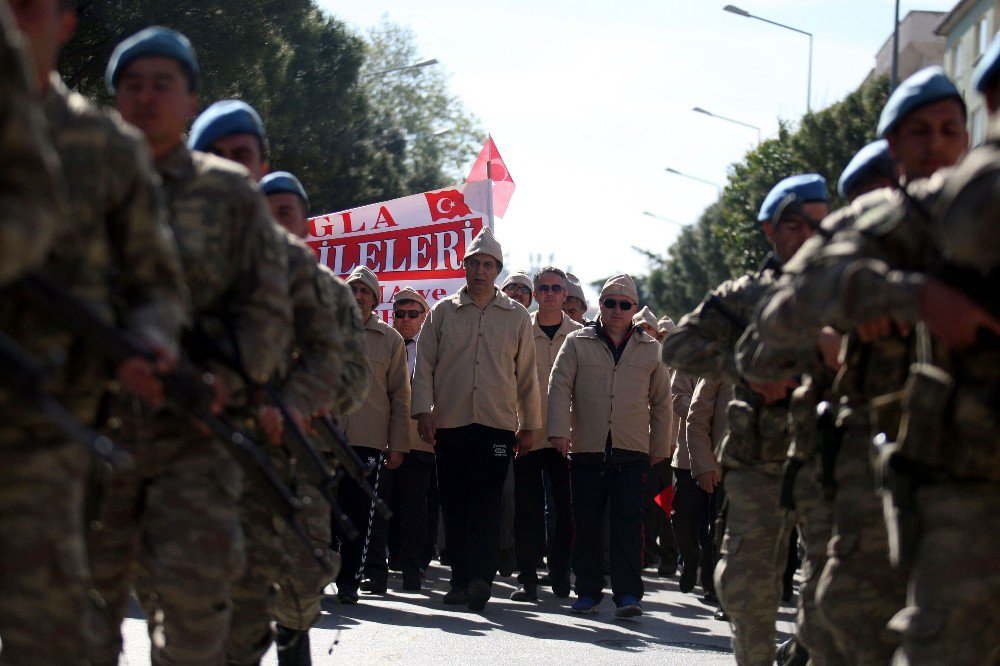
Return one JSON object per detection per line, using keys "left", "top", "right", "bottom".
{"left": 275, "top": 624, "right": 311, "bottom": 666}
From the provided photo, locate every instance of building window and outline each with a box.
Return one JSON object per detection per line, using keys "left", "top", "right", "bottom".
{"left": 972, "top": 106, "right": 986, "bottom": 146}
{"left": 979, "top": 16, "right": 990, "bottom": 56}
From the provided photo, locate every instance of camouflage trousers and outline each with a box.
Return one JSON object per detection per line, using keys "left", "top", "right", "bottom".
{"left": 889, "top": 482, "right": 1000, "bottom": 665}
{"left": 86, "top": 409, "right": 246, "bottom": 666}
{"left": 227, "top": 449, "right": 337, "bottom": 665}
{"left": 815, "top": 431, "right": 906, "bottom": 665}
{"left": 714, "top": 467, "right": 790, "bottom": 666}
{"left": 791, "top": 460, "right": 849, "bottom": 665}
{"left": 0, "top": 432, "right": 94, "bottom": 665}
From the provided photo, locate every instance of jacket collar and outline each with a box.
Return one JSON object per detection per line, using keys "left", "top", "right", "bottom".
{"left": 531, "top": 311, "right": 575, "bottom": 337}
{"left": 456, "top": 285, "right": 515, "bottom": 310}
{"left": 364, "top": 313, "right": 388, "bottom": 334}
{"left": 157, "top": 141, "right": 196, "bottom": 183}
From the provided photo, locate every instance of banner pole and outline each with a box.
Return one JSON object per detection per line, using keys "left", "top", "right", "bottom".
{"left": 485, "top": 135, "right": 495, "bottom": 231}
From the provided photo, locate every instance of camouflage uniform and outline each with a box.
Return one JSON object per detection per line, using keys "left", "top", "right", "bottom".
{"left": 86, "top": 143, "right": 291, "bottom": 666}
{"left": 0, "top": 70, "right": 186, "bottom": 664}
{"left": 227, "top": 235, "right": 369, "bottom": 664}
{"left": 884, "top": 139, "right": 1000, "bottom": 664}
{"left": 662, "top": 255, "right": 812, "bottom": 665}
{"left": 745, "top": 182, "right": 947, "bottom": 664}
{"left": 0, "top": 3, "right": 60, "bottom": 284}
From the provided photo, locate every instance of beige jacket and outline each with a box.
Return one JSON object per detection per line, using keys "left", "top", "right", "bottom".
{"left": 669, "top": 370, "right": 699, "bottom": 470}
{"left": 341, "top": 314, "right": 411, "bottom": 453}
{"left": 531, "top": 312, "right": 583, "bottom": 450}
{"left": 547, "top": 323, "right": 672, "bottom": 457}
{"left": 685, "top": 377, "right": 731, "bottom": 477}
{"left": 412, "top": 286, "right": 541, "bottom": 432}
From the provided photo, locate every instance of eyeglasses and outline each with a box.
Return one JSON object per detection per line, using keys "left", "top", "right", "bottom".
{"left": 504, "top": 285, "right": 532, "bottom": 296}
{"left": 602, "top": 298, "right": 634, "bottom": 311}
{"left": 536, "top": 284, "right": 564, "bottom": 293}
{"left": 393, "top": 309, "right": 424, "bottom": 319}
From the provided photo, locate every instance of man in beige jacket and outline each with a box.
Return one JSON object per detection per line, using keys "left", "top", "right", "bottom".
{"left": 412, "top": 227, "right": 541, "bottom": 612}
{"left": 548, "top": 274, "right": 672, "bottom": 617}
{"left": 510, "top": 266, "right": 581, "bottom": 602}
{"left": 337, "top": 266, "right": 411, "bottom": 603}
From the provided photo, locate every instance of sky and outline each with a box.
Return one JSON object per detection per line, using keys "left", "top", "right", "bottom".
{"left": 316, "top": 0, "right": 959, "bottom": 294}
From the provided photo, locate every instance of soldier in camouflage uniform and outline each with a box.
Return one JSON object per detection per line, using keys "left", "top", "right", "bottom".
{"left": 261, "top": 171, "right": 370, "bottom": 665}
{"left": 878, "top": 120, "right": 1000, "bottom": 665}
{"left": 1, "top": 3, "right": 188, "bottom": 663}
{"left": 741, "top": 67, "right": 969, "bottom": 665}
{"left": 187, "top": 100, "right": 369, "bottom": 665}
{"left": 85, "top": 27, "right": 293, "bottom": 665}
{"left": 662, "top": 174, "right": 829, "bottom": 665}
{"left": 737, "top": 141, "right": 897, "bottom": 666}
{"left": 0, "top": 0, "right": 60, "bottom": 285}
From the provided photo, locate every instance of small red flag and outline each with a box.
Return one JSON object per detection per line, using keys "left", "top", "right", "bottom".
{"left": 466, "top": 135, "right": 515, "bottom": 218}
{"left": 425, "top": 189, "right": 473, "bottom": 222}
{"left": 654, "top": 486, "right": 674, "bottom": 516}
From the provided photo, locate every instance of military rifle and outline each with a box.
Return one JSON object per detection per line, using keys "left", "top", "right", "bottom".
{"left": 0, "top": 328, "right": 130, "bottom": 468}
{"left": 11, "top": 276, "right": 334, "bottom": 564}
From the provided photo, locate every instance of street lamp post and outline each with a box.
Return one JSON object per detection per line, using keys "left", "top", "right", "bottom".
{"left": 365, "top": 58, "right": 439, "bottom": 78}
{"left": 664, "top": 167, "right": 723, "bottom": 191}
{"left": 723, "top": 5, "right": 813, "bottom": 113}
{"left": 642, "top": 211, "right": 689, "bottom": 227}
{"left": 692, "top": 106, "right": 762, "bottom": 144}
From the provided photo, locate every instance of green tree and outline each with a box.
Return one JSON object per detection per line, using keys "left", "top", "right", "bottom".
{"left": 59, "top": 1, "right": 479, "bottom": 214}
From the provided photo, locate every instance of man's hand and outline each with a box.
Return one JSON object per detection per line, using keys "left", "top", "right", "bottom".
{"left": 920, "top": 278, "right": 1000, "bottom": 349}
{"left": 514, "top": 429, "right": 533, "bottom": 458}
{"left": 695, "top": 470, "right": 720, "bottom": 493}
{"left": 416, "top": 413, "right": 436, "bottom": 446}
{"left": 549, "top": 436, "right": 570, "bottom": 456}
{"left": 116, "top": 342, "right": 177, "bottom": 409}
{"left": 748, "top": 379, "right": 798, "bottom": 404}
{"left": 385, "top": 451, "right": 404, "bottom": 469}
{"left": 816, "top": 327, "right": 843, "bottom": 371}
{"left": 258, "top": 405, "right": 283, "bottom": 445}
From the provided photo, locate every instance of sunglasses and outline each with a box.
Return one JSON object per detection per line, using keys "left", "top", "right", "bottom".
{"left": 602, "top": 298, "right": 634, "bottom": 311}
{"left": 536, "top": 284, "right": 564, "bottom": 293}
{"left": 505, "top": 285, "right": 532, "bottom": 295}
{"left": 393, "top": 309, "right": 424, "bottom": 319}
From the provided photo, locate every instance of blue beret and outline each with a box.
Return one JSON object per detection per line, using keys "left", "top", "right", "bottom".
{"left": 973, "top": 33, "right": 1000, "bottom": 93}
{"left": 877, "top": 67, "right": 963, "bottom": 137}
{"left": 838, "top": 140, "right": 896, "bottom": 198}
{"left": 261, "top": 171, "right": 308, "bottom": 205}
{"left": 188, "top": 100, "right": 265, "bottom": 152}
{"left": 106, "top": 26, "right": 199, "bottom": 94}
{"left": 757, "top": 174, "right": 828, "bottom": 223}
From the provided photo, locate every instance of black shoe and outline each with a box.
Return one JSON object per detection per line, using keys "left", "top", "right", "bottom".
{"left": 498, "top": 549, "right": 515, "bottom": 577}
{"left": 401, "top": 575, "right": 422, "bottom": 591}
{"left": 700, "top": 591, "right": 719, "bottom": 605}
{"left": 336, "top": 590, "right": 359, "bottom": 605}
{"left": 359, "top": 578, "right": 387, "bottom": 594}
{"left": 538, "top": 573, "right": 553, "bottom": 586}
{"left": 442, "top": 587, "right": 468, "bottom": 605}
{"left": 713, "top": 609, "right": 728, "bottom": 621}
{"left": 467, "top": 579, "right": 491, "bottom": 612}
{"left": 776, "top": 636, "right": 809, "bottom": 666}
{"left": 657, "top": 565, "right": 677, "bottom": 578}
{"left": 551, "top": 578, "right": 571, "bottom": 598}
{"left": 509, "top": 585, "right": 538, "bottom": 602}
{"left": 388, "top": 557, "right": 402, "bottom": 572}
{"left": 679, "top": 565, "right": 697, "bottom": 593}
{"left": 275, "top": 624, "right": 311, "bottom": 666}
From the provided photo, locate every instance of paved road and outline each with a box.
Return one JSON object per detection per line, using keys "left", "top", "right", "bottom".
{"left": 121, "top": 564, "right": 796, "bottom": 665}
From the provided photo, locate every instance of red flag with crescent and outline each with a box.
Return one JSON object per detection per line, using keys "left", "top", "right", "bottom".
{"left": 425, "top": 189, "right": 473, "bottom": 222}
{"left": 466, "top": 135, "right": 516, "bottom": 218}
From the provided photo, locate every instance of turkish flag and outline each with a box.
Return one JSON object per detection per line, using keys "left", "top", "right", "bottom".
{"left": 466, "top": 135, "right": 516, "bottom": 218}
{"left": 425, "top": 189, "right": 473, "bottom": 222}
{"left": 654, "top": 486, "right": 674, "bottom": 516}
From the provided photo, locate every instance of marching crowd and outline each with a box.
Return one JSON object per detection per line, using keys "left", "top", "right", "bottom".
{"left": 2, "top": 1, "right": 999, "bottom": 666}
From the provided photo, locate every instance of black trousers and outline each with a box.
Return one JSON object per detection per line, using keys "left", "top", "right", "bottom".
{"left": 513, "top": 447, "right": 571, "bottom": 586}
{"left": 435, "top": 424, "right": 513, "bottom": 590}
{"left": 386, "top": 450, "right": 435, "bottom": 578}
{"left": 570, "top": 457, "right": 647, "bottom": 603}
{"left": 643, "top": 459, "right": 679, "bottom": 569}
{"left": 334, "top": 446, "right": 392, "bottom": 592}
{"left": 671, "top": 466, "right": 717, "bottom": 592}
